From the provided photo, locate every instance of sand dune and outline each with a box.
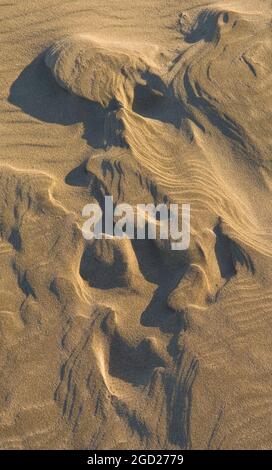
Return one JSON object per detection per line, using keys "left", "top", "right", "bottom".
{"left": 0, "top": 0, "right": 272, "bottom": 450}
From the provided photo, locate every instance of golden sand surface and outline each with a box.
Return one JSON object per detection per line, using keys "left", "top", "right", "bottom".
{"left": 0, "top": 0, "right": 272, "bottom": 449}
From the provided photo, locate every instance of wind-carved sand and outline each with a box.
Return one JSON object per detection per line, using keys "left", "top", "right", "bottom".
{"left": 1, "top": 0, "right": 272, "bottom": 449}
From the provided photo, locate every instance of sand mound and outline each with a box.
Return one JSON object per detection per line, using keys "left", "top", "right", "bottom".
{"left": 45, "top": 34, "right": 162, "bottom": 109}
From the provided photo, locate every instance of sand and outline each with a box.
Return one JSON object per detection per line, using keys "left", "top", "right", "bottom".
{"left": 0, "top": 0, "right": 272, "bottom": 450}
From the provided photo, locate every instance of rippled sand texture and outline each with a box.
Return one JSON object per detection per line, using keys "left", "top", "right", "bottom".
{"left": 1, "top": 0, "right": 272, "bottom": 449}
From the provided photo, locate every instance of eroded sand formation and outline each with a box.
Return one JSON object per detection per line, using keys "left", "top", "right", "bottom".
{"left": 1, "top": 0, "right": 272, "bottom": 449}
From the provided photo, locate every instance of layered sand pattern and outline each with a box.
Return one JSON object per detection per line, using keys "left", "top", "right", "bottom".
{"left": 0, "top": 0, "right": 272, "bottom": 449}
